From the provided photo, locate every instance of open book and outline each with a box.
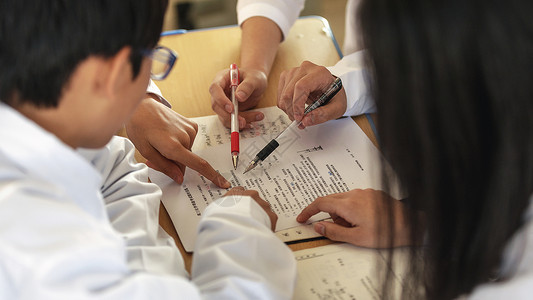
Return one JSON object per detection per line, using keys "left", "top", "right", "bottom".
{"left": 149, "top": 107, "right": 403, "bottom": 252}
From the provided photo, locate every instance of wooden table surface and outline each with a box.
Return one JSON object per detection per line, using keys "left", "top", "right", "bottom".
{"left": 148, "top": 17, "right": 378, "bottom": 272}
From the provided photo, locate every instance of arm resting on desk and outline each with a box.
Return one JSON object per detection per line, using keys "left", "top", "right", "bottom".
{"left": 192, "top": 196, "right": 297, "bottom": 300}
{"left": 78, "top": 137, "right": 188, "bottom": 277}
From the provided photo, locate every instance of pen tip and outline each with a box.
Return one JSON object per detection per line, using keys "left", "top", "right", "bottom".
{"left": 243, "top": 161, "right": 255, "bottom": 174}
{"left": 232, "top": 154, "right": 238, "bottom": 170}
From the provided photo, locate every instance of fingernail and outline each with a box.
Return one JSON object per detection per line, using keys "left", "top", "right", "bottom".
{"left": 237, "top": 91, "right": 246, "bottom": 100}
{"left": 225, "top": 104, "right": 232, "bottom": 113}
{"left": 255, "top": 113, "right": 264, "bottom": 121}
{"left": 173, "top": 172, "right": 183, "bottom": 184}
{"left": 315, "top": 223, "right": 325, "bottom": 235}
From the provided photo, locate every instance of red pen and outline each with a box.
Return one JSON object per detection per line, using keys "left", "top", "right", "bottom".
{"left": 230, "top": 64, "right": 239, "bottom": 170}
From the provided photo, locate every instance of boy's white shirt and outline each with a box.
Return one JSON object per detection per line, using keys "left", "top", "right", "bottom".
{"left": 0, "top": 102, "right": 296, "bottom": 299}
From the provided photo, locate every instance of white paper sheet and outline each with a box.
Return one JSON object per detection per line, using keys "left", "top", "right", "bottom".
{"left": 190, "top": 106, "right": 292, "bottom": 152}
{"left": 150, "top": 108, "right": 403, "bottom": 252}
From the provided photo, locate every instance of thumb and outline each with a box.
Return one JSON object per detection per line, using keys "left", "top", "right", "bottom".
{"left": 235, "top": 83, "right": 252, "bottom": 103}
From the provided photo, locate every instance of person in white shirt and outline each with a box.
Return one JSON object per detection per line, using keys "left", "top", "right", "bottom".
{"left": 0, "top": 1, "right": 296, "bottom": 299}
{"left": 209, "top": 0, "right": 373, "bottom": 129}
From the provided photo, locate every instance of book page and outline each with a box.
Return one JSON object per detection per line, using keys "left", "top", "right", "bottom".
{"left": 150, "top": 111, "right": 404, "bottom": 252}
{"left": 293, "top": 243, "right": 411, "bottom": 299}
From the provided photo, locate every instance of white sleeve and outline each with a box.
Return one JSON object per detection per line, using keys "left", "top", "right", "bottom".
{"left": 192, "top": 196, "right": 297, "bottom": 299}
{"left": 327, "top": 50, "right": 376, "bottom": 116}
{"left": 237, "top": 0, "right": 305, "bottom": 41}
{"left": 1, "top": 137, "right": 295, "bottom": 299}
{"left": 81, "top": 137, "right": 297, "bottom": 299}
{"left": 77, "top": 137, "right": 188, "bottom": 278}
{"left": 468, "top": 275, "right": 533, "bottom": 300}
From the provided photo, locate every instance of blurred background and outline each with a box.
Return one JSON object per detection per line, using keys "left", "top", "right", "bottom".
{"left": 163, "top": 0, "right": 348, "bottom": 49}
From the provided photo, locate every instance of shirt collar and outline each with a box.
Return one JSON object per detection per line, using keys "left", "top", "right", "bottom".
{"left": 0, "top": 102, "right": 103, "bottom": 214}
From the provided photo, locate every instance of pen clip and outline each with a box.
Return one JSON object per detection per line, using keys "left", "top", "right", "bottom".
{"left": 230, "top": 64, "right": 239, "bottom": 87}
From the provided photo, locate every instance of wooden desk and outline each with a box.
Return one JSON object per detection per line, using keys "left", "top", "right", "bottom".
{"left": 154, "top": 17, "right": 378, "bottom": 272}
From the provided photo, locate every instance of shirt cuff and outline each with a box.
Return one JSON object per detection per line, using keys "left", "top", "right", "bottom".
{"left": 146, "top": 80, "right": 172, "bottom": 108}
{"left": 327, "top": 50, "right": 376, "bottom": 116}
{"left": 203, "top": 195, "right": 272, "bottom": 229}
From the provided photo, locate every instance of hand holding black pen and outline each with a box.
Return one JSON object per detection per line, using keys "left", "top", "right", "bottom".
{"left": 243, "top": 77, "right": 342, "bottom": 174}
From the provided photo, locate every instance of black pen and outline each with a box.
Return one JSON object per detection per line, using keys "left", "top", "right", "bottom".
{"left": 243, "top": 77, "right": 343, "bottom": 174}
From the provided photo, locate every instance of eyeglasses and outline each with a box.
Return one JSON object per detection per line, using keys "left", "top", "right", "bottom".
{"left": 141, "top": 45, "right": 178, "bottom": 80}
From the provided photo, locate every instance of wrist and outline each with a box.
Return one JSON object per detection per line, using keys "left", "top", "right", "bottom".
{"left": 146, "top": 92, "right": 171, "bottom": 108}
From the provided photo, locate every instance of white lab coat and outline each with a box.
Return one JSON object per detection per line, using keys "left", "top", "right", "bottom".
{"left": 237, "top": 0, "right": 376, "bottom": 117}
{"left": 0, "top": 102, "right": 296, "bottom": 299}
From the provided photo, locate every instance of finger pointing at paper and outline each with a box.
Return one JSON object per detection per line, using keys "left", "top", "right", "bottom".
{"left": 297, "top": 189, "right": 415, "bottom": 248}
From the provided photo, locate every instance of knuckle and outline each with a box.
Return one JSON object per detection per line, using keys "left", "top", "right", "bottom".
{"left": 208, "top": 83, "right": 216, "bottom": 94}
{"left": 301, "top": 60, "right": 312, "bottom": 67}
{"left": 197, "top": 158, "right": 210, "bottom": 169}
{"left": 189, "top": 120, "right": 199, "bottom": 132}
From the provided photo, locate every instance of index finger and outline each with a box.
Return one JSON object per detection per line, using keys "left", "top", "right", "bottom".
{"left": 209, "top": 73, "right": 233, "bottom": 114}
{"left": 297, "top": 196, "right": 340, "bottom": 223}
{"left": 300, "top": 89, "right": 346, "bottom": 127}
{"left": 170, "top": 149, "right": 231, "bottom": 189}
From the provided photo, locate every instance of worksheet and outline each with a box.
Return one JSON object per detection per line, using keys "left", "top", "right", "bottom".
{"left": 150, "top": 110, "right": 404, "bottom": 252}
{"left": 293, "top": 243, "right": 411, "bottom": 299}
{"left": 190, "top": 106, "right": 292, "bottom": 152}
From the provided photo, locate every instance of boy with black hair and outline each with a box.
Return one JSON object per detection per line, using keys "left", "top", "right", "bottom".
{"left": 0, "top": 1, "right": 296, "bottom": 299}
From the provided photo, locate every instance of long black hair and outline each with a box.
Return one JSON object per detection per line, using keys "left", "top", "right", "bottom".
{"left": 359, "top": 0, "right": 533, "bottom": 298}
{"left": 0, "top": 0, "right": 168, "bottom": 108}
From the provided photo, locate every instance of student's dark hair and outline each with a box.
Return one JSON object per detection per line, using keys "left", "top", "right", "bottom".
{"left": 359, "top": 0, "right": 533, "bottom": 298}
{"left": 0, "top": 0, "right": 168, "bottom": 107}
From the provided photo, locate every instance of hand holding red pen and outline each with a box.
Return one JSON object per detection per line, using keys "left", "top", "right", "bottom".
{"left": 209, "top": 67, "right": 266, "bottom": 129}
